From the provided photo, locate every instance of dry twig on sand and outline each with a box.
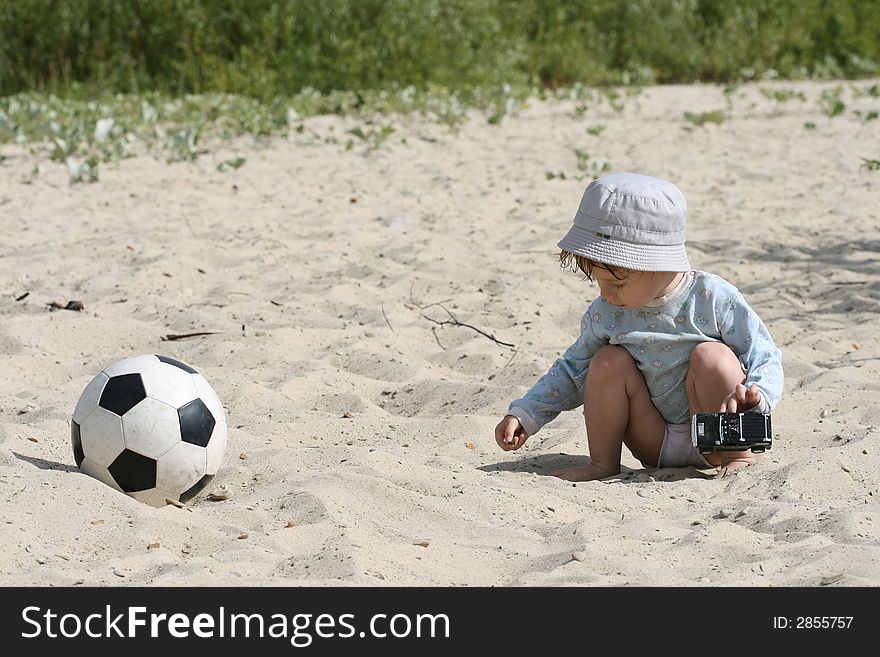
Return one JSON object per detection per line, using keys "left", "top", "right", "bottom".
{"left": 161, "top": 331, "right": 221, "bottom": 341}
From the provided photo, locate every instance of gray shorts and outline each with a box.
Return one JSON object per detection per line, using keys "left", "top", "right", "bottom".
{"left": 657, "top": 422, "right": 712, "bottom": 468}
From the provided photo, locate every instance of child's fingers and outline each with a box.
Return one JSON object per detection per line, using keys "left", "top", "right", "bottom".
{"left": 720, "top": 394, "right": 735, "bottom": 412}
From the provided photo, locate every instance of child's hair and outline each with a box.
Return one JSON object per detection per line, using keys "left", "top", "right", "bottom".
{"left": 558, "top": 250, "right": 628, "bottom": 281}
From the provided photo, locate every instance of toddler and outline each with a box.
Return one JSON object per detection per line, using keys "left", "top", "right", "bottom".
{"left": 494, "top": 172, "right": 783, "bottom": 480}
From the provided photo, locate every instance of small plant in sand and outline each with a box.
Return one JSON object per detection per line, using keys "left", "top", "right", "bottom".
{"left": 854, "top": 110, "right": 879, "bottom": 123}
{"left": 66, "top": 155, "right": 100, "bottom": 183}
{"left": 545, "top": 168, "right": 568, "bottom": 180}
{"left": 683, "top": 110, "right": 726, "bottom": 127}
{"left": 819, "top": 86, "right": 846, "bottom": 117}
{"left": 759, "top": 88, "right": 807, "bottom": 103}
{"left": 860, "top": 157, "right": 880, "bottom": 172}
{"left": 345, "top": 124, "right": 395, "bottom": 151}
{"left": 851, "top": 84, "right": 880, "bottom": 99}
{"left": 723, "top": 81, "right": 742, "bottom": 98}
{"left": 574, "top": 148, "right": 611, "bottom": 179}
{"left": 599, "top": 88, "right": 626, "bottom": 113}
{"left": 586, "top": 125, "right": 605, "bottom": 136}
{"left": 163, "top": 126, "right": 205, "bottom": 162}
{"left": 217, "top": 156, "right": 246, "bottom": 172}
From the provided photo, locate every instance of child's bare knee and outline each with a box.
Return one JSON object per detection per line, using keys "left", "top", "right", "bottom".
{"left": 689, "top": 341, "right": 740, "bottom": 378}
{"left": 590, "top": 345, "right": 633, "bottom": 377}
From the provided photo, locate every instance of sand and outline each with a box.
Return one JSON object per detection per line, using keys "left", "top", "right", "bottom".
{"left": 1, "top": 79, "right": 879, "bottom": 587}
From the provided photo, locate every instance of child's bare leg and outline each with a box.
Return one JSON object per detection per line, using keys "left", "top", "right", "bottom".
{"left": 552, "top": 346, "right": 667, "bottom": 482}
{"left": 686, "top": 342, "right": 753, "bottom": 470}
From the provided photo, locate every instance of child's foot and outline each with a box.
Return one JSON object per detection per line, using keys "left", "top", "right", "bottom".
{"left": 714, "top": 455, "right": 754, "bottom": 478}
{"left": 550, "top": 462, "right": 619, "bottom": 482}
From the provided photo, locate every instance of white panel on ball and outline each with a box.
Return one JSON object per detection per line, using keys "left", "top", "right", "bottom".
{"left": 192, "top": 373, "right": 226, "bottom": 422}
{"left": 141, "top": 362, "right": 199, "bottom": 408}
{"left": 79, "top": 458, "right": 123, "bottom": 492}
{"left": 79, "top": 406, "right": 126, "bottom": 467}
{"left": 156, "top": 441, "right": 207, "bottom": 492}
{"left": 205, "top": 420, "right": 228, "bottom": 474}
{"left": 122, "top": 397, "right": 182, "bottom": 459}
{"left": 72, "top": 372, "right": 109, "bottom": 424}
{"left": 103, "top": 354, "right": 161, "bottom": 378}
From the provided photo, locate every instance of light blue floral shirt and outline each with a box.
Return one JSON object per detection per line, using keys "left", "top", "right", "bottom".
{"left": 508, "top": 270, "right": 784, "bottom": 435}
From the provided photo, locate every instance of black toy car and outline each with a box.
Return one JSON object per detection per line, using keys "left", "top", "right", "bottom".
{"left": 691, "top": 412, "right": 772, "bottom": 454}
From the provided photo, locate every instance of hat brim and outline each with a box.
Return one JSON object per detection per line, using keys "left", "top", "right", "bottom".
{"left": 558, "top": 224, "right": 691, "bottom": 272}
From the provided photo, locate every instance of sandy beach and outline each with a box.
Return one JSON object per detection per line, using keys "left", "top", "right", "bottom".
{"left": 1, "top": 78, "right": 879, "bottom": 586}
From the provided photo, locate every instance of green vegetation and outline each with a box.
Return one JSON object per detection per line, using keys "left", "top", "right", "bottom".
{"left": 2, "top": 0, "right": 879, "bottom": 100}
{"left": 216, "top": 156, "right": 246, "bottom": 172}
{"left": 820, "top": 87, "right": 846, "bottom": 117}
{"left": 861, "top": 157, "right": 880, "bottom": 171}
{"left": 683, "top": 110, "right": 726, "bottom": 126}
{"left": 3, "top": 1, "right": 879, "bottom": 184}
{"left": 760, "top": 88, "right": 807, "bottom": 102}
{"left": 345, "top": 124, "right": 395, "bottom": 151}
{"left": 573, "top": 148, "right": 611, "bottom": 179}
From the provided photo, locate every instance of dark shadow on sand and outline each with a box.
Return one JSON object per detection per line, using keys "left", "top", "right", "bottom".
{"left": 13, "top": 451, "right": 77, "bottom": 472}
{"left": 480, "top": 453, "right": 715, "bottom": 481}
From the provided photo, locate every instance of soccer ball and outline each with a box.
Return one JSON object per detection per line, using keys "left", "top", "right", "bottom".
{"left": 71, "top": 355, "right": 227, "bottom": 507}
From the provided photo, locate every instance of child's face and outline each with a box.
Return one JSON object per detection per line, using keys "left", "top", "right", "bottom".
{"left": 592, "top": 269, "right": 678, "bottom": 308}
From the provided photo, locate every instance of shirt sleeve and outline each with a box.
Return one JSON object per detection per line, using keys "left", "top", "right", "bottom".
{"left": 717, "top": 292, "right": 784, "bottom": 412}
{"left": 507, "top": 308, "right": 608, "bottom": 436}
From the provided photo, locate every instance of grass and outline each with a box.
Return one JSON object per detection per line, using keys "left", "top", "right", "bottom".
{"left": 861, "top": 157, "right": 880, "bottom": 171}
{"left": 820, "top": 87, "right": 847, "bottom": 117}
{"left": 0, "top": 84, "right": 528, "bottom": 183}
{"left": 574, "top": 148, "right": 611, "bottom": 179}
{"left": 345, "top": 125, "right": 395, "bottom": 151}
{"left": 2, "top": 0, "right": 879, "bottom": 100}
{"left": 683, "top": 110, "right": 726, "bottom": 127}
{"left": 2, "top": 62, "right": 877, "bottom": 185}
{"left": 760, "top": 88, "right": 807, "bottom": 102}
{"left": 216, "top": 156, "right": 246, "bottom": 172}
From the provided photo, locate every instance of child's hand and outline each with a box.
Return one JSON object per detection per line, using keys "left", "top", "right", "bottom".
{"left": 495, "top": 415, "right": 528, "bottom": 451}
{"left": 719, "top": 383, "right": 762, "bottom": 413}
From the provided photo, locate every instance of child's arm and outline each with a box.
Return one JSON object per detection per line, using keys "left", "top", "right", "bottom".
{"left": 717, "top": 292, "right": 784, "bottom": 412}
{"left": 507, "top": 310, "right": 607, "bottom": 437}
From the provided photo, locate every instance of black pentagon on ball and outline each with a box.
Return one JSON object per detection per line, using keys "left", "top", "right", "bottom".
{"left": 156, "top": 355, "right": 198, "bottom": 374}
{"left": 71, "top": 420, "right": 85, "bottom": 468}
{"left": 179, "top": 474, "right": 214, "bottom": 504}
{"left": 108, "top": 449, "right": 157, "bottom": 492}
{"left": 178, "top": 398, "right": 215, "bottom": 447}
{"left": 99, "top": 373, "right": 147, "bottom": 416}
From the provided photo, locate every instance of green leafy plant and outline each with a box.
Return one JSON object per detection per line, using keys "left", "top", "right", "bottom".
{"left": 759, "top": 88, "right": 806, "bottom": 102}
{"left": 854, "top": 110, "right": 879, "bottom": 123}
{"left": 345, "top": 125, "right": 395, "bottom": 151}
{"left": 217, "top": 157, "right": 246, "bottom": 172}
{"left": 819, "top": 87, "right": 846, "bottom": 117}
{"left": 574, "top": 148, "right": 610, "bottom": 178}
{"left": 683, "top": 110, "right": 725, "bottom": 127}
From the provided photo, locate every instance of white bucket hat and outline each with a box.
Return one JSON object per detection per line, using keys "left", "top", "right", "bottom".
{"left": 557, "top": 172, "right": 691, "bottom": 272}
